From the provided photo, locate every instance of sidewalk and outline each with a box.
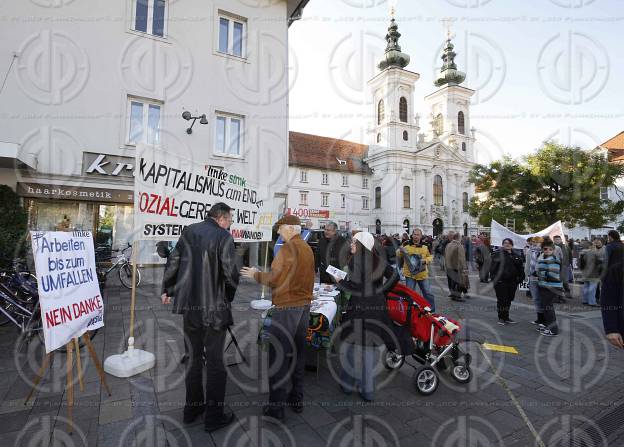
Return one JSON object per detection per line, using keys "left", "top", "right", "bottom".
{"left": 1, "top": 267, "right": 623, "bottom": 446}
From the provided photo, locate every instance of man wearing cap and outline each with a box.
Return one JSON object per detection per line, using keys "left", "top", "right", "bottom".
{"left": 240, "top": 214, "right": 315, "bottom": 419}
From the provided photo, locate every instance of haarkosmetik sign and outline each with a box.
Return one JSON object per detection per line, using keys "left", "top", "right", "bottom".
{"left": 134, "top": 145, "right": 275, "bottom": 242}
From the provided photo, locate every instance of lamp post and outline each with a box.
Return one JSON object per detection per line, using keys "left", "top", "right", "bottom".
{"left": 182, "top": 111, "right": 208, "bottom": 134}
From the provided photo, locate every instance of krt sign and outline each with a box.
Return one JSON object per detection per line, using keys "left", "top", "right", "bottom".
{"left": 134, "top": 145, "right": 275, "bottom": 242}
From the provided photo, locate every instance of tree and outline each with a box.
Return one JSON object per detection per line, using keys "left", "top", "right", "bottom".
{"left": 0, "top": 185, "right": 28, "bottom": 265}
{"left": 469, "top": 141, "right": 624, "bottom": 232}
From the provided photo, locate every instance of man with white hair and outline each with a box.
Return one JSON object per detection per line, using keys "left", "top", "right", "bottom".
{"left": 241, "top": 214, "right": 315, "bottom": 420}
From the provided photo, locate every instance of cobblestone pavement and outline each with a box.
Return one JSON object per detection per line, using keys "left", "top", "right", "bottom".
{"left": 1, "top": 266, "right": 623, "bottom": 446}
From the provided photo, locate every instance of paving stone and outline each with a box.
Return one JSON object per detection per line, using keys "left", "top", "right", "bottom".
{"left": 99, "top": 398, "right": 133, "bottom": 425}
{"left": 0, "top": 410, "right": 31, "bottom": 433}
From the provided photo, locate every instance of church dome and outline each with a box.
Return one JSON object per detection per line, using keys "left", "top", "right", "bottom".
{"left": 434, "top": 38, "right": 466, "bottom": 87}
{"left": 377, "top": 18, "right": 410, "bottom": 70}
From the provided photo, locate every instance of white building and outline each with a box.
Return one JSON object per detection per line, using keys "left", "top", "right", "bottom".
{"left": 567, "top": 131, "right": 624, "bottom": 240}
{"left": 288, "top": 16, "right": 477, "bottom": 237}
{"left": 0, "top": 0, "right": 309, "bottom": 263}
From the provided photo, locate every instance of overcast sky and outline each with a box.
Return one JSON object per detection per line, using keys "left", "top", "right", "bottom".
{"left": 288, "top": 0, "right": 624, "bottom": 164}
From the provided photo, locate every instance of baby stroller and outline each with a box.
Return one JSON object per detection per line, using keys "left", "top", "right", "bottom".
{"left": 384, "top": 283, "right": 472, "bottom": 395}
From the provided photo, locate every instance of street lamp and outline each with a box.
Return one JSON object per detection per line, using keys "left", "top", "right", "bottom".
{"left": 182, "top": 111, "right": 208, "bottom": 134}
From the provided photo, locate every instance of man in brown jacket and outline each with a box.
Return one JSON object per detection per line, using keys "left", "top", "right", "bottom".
{"left": 445, "top": 231, "right": 469, "bottom": 302}
{"left": 240, "top": 214, "right": 314, "bottom": 420}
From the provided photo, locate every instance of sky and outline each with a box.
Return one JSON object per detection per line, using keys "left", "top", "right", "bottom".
{"left": 288, "top": 0, "right": 624, "bottom": 164}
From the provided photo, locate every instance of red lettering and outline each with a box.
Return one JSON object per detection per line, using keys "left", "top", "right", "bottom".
{"left": 60, "top": 306, "right": 72, "bottom": 323}
{"left": 139, "top": 192, "right": 149, "bottom": 212}
{"left": 46, "top": 309, "right": 59, "bottom": 328}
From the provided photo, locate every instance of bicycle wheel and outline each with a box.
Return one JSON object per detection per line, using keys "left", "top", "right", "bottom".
{"left": 119, "top": 263, "right": 140, "bottom": 289}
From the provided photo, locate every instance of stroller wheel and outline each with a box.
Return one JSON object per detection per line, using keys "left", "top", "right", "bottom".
{"left": 451, "top": 362, "right": 472, "bottom": 384}
{"left": 414, "top": 366, "right": 439, "bottom": 395}
{"left": 383, "top": 350, "right": 405, "bottom": 370}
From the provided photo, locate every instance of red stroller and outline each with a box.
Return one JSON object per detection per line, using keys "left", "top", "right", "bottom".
{"left": 384, "top": 283, "right": 472, "bottom": 395}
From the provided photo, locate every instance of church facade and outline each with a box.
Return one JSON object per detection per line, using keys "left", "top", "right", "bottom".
{"left": 288, "top": 16, "right": 477, "bottom": 237}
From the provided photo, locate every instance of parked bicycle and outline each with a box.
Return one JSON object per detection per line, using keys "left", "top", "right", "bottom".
{"left": 97, "top": 243, "right": 141, "bottom": 289}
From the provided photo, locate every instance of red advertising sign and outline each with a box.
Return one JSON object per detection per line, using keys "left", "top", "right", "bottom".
{"left": 286, "top": 208, "right": 330, "bottom": 219}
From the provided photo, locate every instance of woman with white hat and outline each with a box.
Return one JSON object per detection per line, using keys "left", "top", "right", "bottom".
{"left": 331, "top": 231, "right": 402, "bottom": 401}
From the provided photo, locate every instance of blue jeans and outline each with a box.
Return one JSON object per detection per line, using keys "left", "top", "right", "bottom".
{"left": 529, "top": 277, "right": 542, "bottom": 313}
{"left": 339, "top": 342, "right": 376, "bottom": 400}
{"left": 406, "top": 277, "right": 436, "bottom": 312}
{"left": 582, "top": 280, "right": 598, "bottom": 305}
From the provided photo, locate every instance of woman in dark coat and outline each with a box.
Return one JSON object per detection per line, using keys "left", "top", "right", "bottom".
{"left": 490, "top": 238, "right": 525, "bottom": 325}
{"left": 601, "top": 230, "right": 624, "bottom": 349}
{"left": 332, "top": 231, "right": 402, "bottom": 401}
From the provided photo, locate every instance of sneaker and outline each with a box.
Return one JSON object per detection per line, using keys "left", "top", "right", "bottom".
{"left": 504, "top": 319, "right": 518, "bottom": 324}
{"left": 539, "top": 328, "right": 558, "bottom": 337}
{"left": 497, "top": 319, "right": 507, "bottom": 326}
{"left": 530, "top": 320, "right": 539, "bottom": 325}
{"left": 536, "top": 324, "right": 546, "bottom": 332}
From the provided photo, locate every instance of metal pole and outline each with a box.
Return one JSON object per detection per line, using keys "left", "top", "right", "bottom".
{"left": 129, "top": 241, "right": 137, "bottom": 339}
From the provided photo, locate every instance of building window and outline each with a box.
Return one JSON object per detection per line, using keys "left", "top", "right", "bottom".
{"left": 342, "top": 175, "right": 348, "bottom": 187}
{"left": 341, "top": 194, "right": 345, "bottom": 208}
{"left": 458, "top": 111, "right": 465, "bottom": 135}
{"left": 215, "top": 113, "right": 243, "bottom": 156}
{"left": 434, "top": 113, "right": 443, "bottom": 136}
{"left": 299, "top": 191, "right": 308, "bottom": 206}
{"left": 133, "top": 0, "right": 167, "bottom": 37}
{"left": 403, "top": 186, "right": 410, "bottom": 208}
{"left": 600, "top": 187, "right": 609, "bottom": 200}
{"left": 321, "top": 193, "right": 329, "bottom": 207}
{"left": 462, "top": 192, "right": 469, "bottom": 212}
{"left": 461, "top": 142, "right": 466, "bottom": 152}
{"left": 218, "top": 12, "right": 246, "bottom": 58}
{"left": 374, "top": 187, "right": 381, "bottom": 209}
{"left": 377, "top": 99, "right": 384, "bottom": 125}
{"left": 403, "top": 130, "right": 408, "bottom": 141}
{"left": 433, "top": 175, "right": 443, "bottom": 206}
{"left": 362, "top": 196, "right": 369, "bottom": 210}
{"left": 376, "top": 133, "right": 381, "bottom": 143}
{"left": 399, "top": 96, "right": 407, "bottom": 123}
{"left": 362, "top": 178, "right": 368, "bottom": 189}
{"left": 127, "top": 98, "right": 161, "bottom": 146}
{"left": 300, "top": 169, "right": 308, "bottom": 183}
{"left": 322, "top": 172, "right": 328, "bottom": 185}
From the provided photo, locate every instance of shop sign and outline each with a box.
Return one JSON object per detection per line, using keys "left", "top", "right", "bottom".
{"left": 82, "top": 152, "right": 134, "bottom": 177}
{"left": 17, "top": 182, "right": 133, "bottom": 204}
{"left": 285, "top": 208, "right": 330, "bottom": 219}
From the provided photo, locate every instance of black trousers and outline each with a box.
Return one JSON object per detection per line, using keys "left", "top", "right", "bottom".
{"left": 494, "top": 282, "right": 517, "bottom": 321}
{"left": 538, "top": 286, "right": 560, "bottom": 334}
{"left": 266, "top": 306, "right": 310, "bottom": 408}
{"left": 183, "top": 316, "right": 228, "bottom": 420}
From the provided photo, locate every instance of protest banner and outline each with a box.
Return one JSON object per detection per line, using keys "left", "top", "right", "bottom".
{"left": 30, "top": 230, "right": 104, "bottom": 353}
{"left": 134, "top": 144, "right": 275, "bottom": 242}
{"left": 490, "top": 220, "right": 565, "bottom": 248}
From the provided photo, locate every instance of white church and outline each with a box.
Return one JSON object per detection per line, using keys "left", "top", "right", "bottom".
{"left": 288, "top": 16, "right": 477, "bottom": 237}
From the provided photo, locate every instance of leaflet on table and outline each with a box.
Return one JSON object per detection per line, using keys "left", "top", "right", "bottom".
{"left": 325, "top": 265, "right": 347, "bottom": 281}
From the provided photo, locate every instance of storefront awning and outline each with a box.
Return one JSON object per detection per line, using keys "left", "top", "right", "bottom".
{"left": 0, "top": 142, "right": 36, "bottom": 170}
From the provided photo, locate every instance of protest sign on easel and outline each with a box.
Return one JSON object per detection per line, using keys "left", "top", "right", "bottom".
{"left": 25, "top": 230, "right": 110, "bottom": 433}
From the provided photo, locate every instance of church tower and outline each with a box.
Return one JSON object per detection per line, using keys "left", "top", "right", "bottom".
{"left": 367, "top": 11, "right": 421, "bottom": 155}
{"left": 424, "top": 35, "right": 476, "bottom": 162}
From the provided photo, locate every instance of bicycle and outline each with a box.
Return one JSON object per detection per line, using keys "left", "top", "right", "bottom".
{"left": 97, "top": 243, "right": 141, "bottom": 289}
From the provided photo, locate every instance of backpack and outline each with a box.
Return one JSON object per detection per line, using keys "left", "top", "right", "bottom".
{"left": 401, "top": 248, "right": 426, "bottom": 275}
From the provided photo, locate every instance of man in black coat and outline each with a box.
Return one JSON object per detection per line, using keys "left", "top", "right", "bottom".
{"left": 161, "top": 202, "right": 240, "bottom": 432}
{"left": 601, "top": 230, "right": 624, "bottom": 349}
{"left": 317, "top": 221, "right": 348, "bottom": 283}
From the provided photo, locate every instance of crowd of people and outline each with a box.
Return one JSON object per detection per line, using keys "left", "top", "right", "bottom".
{"left": 159, "top": 204, "right": 624, "bottom": 431}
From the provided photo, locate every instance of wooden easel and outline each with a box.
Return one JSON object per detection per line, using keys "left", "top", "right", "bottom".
{"left": 24, "top": 332, "right": 111, "bottom": 434}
